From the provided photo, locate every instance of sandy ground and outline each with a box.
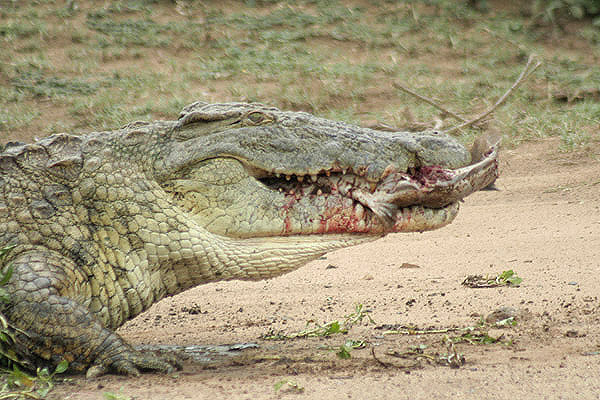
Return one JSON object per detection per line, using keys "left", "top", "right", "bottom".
{"left": 53, "top": 137, "right": 600, "bottom": 400}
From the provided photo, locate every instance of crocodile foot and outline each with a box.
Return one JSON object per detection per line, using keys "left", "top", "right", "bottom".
{"left": 86, "top": 348, "right": 182, "bottom": 378}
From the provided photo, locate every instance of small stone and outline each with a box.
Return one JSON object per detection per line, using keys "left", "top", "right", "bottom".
{"left": 400, "top": 262, "right": 421, "bottom": 269}
{"left": 565, "top": 330, "right": 585, "bottom": 338}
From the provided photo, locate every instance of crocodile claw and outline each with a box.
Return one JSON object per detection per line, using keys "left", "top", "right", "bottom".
{"left": 86, "top": 348, "right": 182, "bottom": 378}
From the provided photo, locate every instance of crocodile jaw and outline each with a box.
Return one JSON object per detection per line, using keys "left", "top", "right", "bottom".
{"left": 163, "top": 145, "right": 498, "bottom": 239}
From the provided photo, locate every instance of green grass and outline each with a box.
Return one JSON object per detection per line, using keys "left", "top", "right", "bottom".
{"left": 0, "top": 0, "right": 598, "bottom": 154}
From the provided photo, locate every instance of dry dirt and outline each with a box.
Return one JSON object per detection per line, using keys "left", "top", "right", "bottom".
{"left": 52, "top": 137, "right": 600, "bottom": 399}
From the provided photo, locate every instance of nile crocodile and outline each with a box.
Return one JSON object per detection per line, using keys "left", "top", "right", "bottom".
{"left": 0, "top": 102, "right": 498, "bottom": 377}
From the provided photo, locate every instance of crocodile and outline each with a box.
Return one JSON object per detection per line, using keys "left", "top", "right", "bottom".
{"left": 0, "top": 101, "right": 498, "bottom": 377}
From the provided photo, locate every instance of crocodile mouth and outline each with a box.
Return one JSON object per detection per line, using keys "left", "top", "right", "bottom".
{"left": 254, "top": 145, "right": 499, "bottom": 234}
{"left": 165, "top": 145, "right": 498, "bottom": 237}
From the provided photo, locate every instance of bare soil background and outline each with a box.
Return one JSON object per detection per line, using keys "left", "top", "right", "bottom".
{"left": 50, "top": 139, "right": 600, "bottom": 399}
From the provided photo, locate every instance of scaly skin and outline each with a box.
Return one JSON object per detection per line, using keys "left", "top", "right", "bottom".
{"left": 0, "top": 102, "right": 498, "bottom": 377}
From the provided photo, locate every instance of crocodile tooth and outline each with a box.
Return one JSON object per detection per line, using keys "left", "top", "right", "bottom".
{"left": 289, "top": 189, "right": 295, "bottom": 195}
{"left": 297, "top": 175, "right": 304, "bottom": 182}
{"left": 369, "top": 182, "right": 377, "bottom": 193}
{"left": 285, "top": 175, "right": 291, "bottom": 181}
{"left": 317, "top": 189, "right": 323, "bottom": 196}
{"left": 342, "top": 168, "right": 347, "bottom": 175}
{"left": 355, "top": 203, "right": 365, "bottom": 219}
{"left": 275, "top": 173, "right": 281, "bottom": 178}
{"left": 310, "top": 174, "right": 317, "bottom": 182}
{"left": 326, "top": 171, "right": 331, "bottom": 177}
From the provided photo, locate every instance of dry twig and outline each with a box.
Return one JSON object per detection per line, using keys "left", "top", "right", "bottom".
{"left": 370, "top": 346, "right": 391, "bottom": 368}
{"left": 392, "top": 55, "right": 541, "bottom": 135}
{"left": 442, "top": 55, "right": 541, "bottom": 135}
{"left": 392, "top": 82, "right": 467, "bottom": 123}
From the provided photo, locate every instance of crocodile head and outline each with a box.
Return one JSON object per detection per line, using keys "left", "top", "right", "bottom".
{"left": 155, "top": 102, "right": 498, "bottom": 242}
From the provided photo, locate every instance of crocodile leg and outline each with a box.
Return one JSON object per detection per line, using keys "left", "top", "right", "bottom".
{"left": 3, "top": 249, "right": 180, "bottom": 377}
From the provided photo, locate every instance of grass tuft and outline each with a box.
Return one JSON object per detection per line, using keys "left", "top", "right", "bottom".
{"left": 0, "top": 0, "right": 598, "bottom": 150}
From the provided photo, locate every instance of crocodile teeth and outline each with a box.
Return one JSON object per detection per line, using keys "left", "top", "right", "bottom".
{"left": 285, "top": 175, "right": 291, "bottom": 181}
{"left": 310, "top": 174, "right": 318, "bottom": 182}
{"left": 297, "top": 175, "right": 304, "bottom": 182}
{"left": 355, "top": 203, "right": 365, "bottom": 219}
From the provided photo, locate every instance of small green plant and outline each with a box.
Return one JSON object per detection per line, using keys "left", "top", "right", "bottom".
{"left": 497, "top": 270, "right": 523, "bottom": 286}
{"left": 344, "top": 303, "right": 376, "bottom": 327}
{"left": 462, "top": 269, "right": 523, "bottom": 288}
{"left": 274, "top": 379, "right": 304, "bottom": 393}
{"left": 334, "top": 339, "right": 366, "bottom": 359}
{"left": 263, "top": 303, "right": 374, "bottom": 340}
{"left": 264, "top": 305, "right": 373, "bottom": 361}
{"left": 445, "top": 328, "right": 501, "bottom": 345}
{"left": 438, "top": 341, "right": 466, "bottom": 368}
{"left": 3, "top": 361, "right": 69, "bottom": 399}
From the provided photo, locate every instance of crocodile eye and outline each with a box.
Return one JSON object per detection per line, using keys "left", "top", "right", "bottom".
{"left": 246, "top": 111, "right": 266, "bottom": 124}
